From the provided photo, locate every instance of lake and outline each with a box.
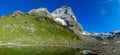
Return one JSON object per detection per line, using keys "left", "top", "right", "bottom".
{"left": 0, "top": 46, "right": 82, "bottom": 55}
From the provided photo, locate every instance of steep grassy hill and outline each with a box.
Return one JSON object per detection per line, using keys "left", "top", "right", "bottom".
{"left": 0, "top": 15, "right": 81, "bottom": 46}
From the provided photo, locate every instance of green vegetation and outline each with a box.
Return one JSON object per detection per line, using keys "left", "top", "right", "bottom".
{"left": 0, "top": 15, "right": 81, "bottom": 46}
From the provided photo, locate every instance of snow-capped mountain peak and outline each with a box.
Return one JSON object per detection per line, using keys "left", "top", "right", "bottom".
{"left": 83, "top": 30, "right": 120, "bottom": 39}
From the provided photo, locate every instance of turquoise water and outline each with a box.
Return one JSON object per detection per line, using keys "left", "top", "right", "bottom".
{"left": 0, "top": 46, "right": 82, "bottom": 55}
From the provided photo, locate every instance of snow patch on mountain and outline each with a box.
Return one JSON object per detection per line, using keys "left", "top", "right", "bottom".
{"left": 54, "top": 18, "right": 67, "bottom": 26}
{"left": 83, "top": 31, "right": 99, "bottom": 36}
{"left": 83, "top": 30, "right": 120, "bottom": 40}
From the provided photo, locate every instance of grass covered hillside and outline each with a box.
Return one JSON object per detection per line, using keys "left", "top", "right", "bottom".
{"left": 0, "top": 14, "right": 82, "bottom": 46}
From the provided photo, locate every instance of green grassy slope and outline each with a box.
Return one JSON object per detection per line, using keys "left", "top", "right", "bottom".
{"left": 0, "top": 15, "right": 81, "bottom": 46}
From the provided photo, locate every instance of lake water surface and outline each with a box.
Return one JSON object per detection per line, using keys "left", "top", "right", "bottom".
{"left": 0, "top": 46, "right": 82, "bottom": 55}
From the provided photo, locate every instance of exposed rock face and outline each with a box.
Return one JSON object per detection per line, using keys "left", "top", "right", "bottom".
{"left": 51, "top": 6, "right": 83, "bottom": 34}
{"left": 11, "top": 11, "right": 26, "bottom": 17}
{"left": 28, "top": 8, "right": 52, "bottom": 18}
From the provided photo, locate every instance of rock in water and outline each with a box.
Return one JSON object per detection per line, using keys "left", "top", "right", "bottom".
{"left": 51, "top": 6, "right": 83, "bottom": 34}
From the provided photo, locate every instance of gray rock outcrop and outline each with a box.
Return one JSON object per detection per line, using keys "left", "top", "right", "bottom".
{"left": 51, "top": 6, "right": 83, "bottom": 34}
{"left": 28, "top": 8, "right": 52, "bottom": 18}
{"left": 11, "top": 11, "right": 26, "bottom": 17}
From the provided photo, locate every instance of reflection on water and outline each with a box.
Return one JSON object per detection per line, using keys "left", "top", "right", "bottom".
{"left": 0, "top": 46, "right": 82, "bottom": 55}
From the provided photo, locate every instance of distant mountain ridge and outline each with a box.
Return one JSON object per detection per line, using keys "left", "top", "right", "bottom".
{"left": 83, "top": 30, "right": 120, "bottom": 40}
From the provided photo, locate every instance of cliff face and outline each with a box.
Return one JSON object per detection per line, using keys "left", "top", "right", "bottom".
{"left": 51, "top": 6, "right": 83, "bottom": 34}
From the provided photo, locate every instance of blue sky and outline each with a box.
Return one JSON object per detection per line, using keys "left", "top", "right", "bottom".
{"left": 0, "top": 0, "right": 120, "bottom": 32}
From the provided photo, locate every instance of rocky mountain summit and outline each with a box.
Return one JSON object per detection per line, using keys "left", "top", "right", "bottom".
{"left": 28, "top": 6, "right": 83, "bottom": 35}
{"left": 51, "top": 6, "right": 83, "bottom": 34}
{"left": 28, "top": 8, "right": 52, "bottom": 18}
